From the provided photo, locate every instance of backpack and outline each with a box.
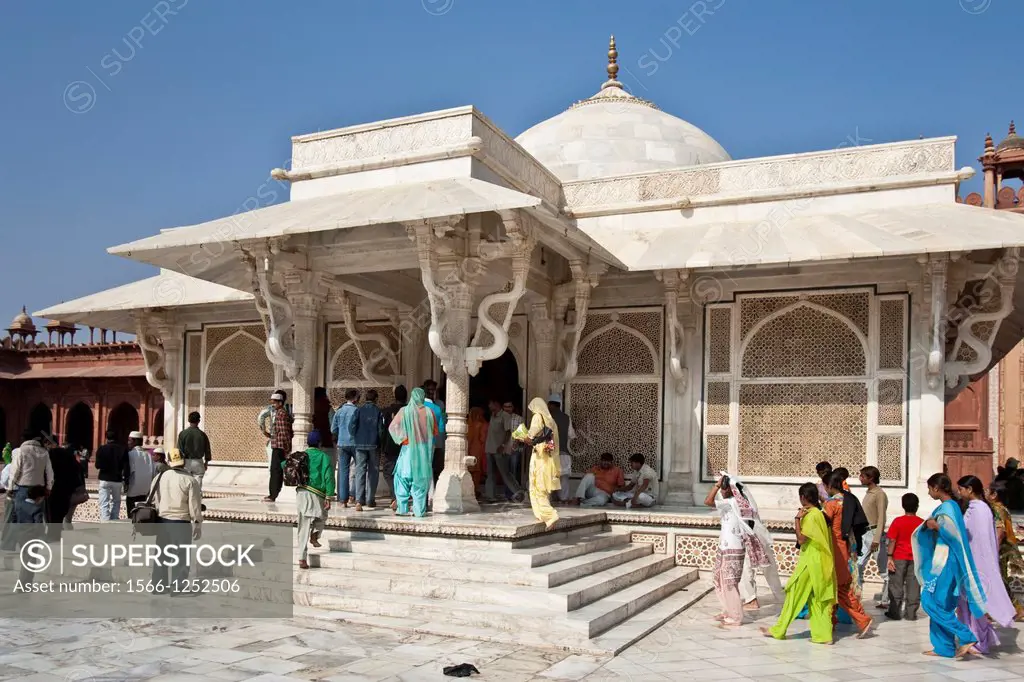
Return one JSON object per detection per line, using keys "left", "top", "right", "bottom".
{"left": 282, "top": 451, "right": 309, "bottom": 487}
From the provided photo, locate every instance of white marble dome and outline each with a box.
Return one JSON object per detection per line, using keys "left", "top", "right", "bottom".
{"left": 516, "top": 41, "right": 730, "bottom": 182}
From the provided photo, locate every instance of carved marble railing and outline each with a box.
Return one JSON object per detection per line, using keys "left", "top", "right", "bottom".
{"left": 563, "top": 137, "right": 959, "bottom": 215}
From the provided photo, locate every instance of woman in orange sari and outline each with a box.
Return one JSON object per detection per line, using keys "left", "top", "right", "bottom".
{"left": 823, "top": 471, "right": 873, "bottom": 637}
{"left": 467, "top": 407, "right": 488, "bottom": 492}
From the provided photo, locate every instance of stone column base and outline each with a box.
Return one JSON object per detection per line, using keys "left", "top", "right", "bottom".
{"left": 433, "top": 468, "right": 481, "bottom": 514}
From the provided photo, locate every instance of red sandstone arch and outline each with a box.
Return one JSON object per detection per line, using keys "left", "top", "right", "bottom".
{"left": 106, "top": 402, "right": 139, "bottom": 444}
{"left": 65, "top": 402, "right": 94, "bottom": 452}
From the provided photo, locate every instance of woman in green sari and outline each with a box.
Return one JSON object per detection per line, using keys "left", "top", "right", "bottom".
{"left": 387, "top": 387, "right": 437, "bottom": 517}
{"left": 763, "top": 482, "right": 837, "bottom": 644}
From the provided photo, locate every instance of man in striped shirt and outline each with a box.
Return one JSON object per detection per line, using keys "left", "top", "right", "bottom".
{"left": 262, "top": 390, "right": 293, "bottom": 502}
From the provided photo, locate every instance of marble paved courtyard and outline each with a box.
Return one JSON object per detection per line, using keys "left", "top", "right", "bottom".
{"left": 0, "top": 594, "right": 1022, "bottom": 682}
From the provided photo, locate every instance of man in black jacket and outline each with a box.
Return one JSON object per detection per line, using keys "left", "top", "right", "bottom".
{"left": 380, "top": 385, "right": 407, "bottom": 511}
{"left": 94, "top": 430, "right": 129, "bottom": 521}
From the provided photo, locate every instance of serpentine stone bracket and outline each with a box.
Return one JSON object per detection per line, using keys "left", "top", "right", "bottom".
{"left": 658, "top": 269, "right": 691, "bottom": 394}
{"left": 466, "top": 210, "right": 537, "bottom": 376}
{"left": 551, "top": 259, "right": 602, "bottom": 394}
{"left": 135, "top": 313, "right": 171, "bottom": 398}
{"left": 944, "top": 248, "right": 1019, "bottom": 391}
{"left": 406, "top": 217, "right": 467, "bottom": 373}
{"left": 239, "top": 243, "right": 299, "bottom": 380}
{"left": 335, "top": 289, "right": 400, "bottom": 384}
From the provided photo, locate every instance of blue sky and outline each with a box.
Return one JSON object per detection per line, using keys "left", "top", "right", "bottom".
{"left": 1, "top": 0, "right": 1020, "bottom": 329}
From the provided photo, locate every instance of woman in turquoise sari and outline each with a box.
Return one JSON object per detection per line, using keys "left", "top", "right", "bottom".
{"left": 387, "top": 387, "right": 437, "bottom": 517}
{"left": 913, "top": 473, "right": 986, "bottom": 659}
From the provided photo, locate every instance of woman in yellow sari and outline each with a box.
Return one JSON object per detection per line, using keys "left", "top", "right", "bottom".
{"left": 520, "top": 397, "right": 561, "bottom": 529}
{"left": 763, "top": 482, "right": 837, "bottom": 644}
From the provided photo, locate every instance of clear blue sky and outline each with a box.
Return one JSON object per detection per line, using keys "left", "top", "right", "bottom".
{"left": 1, "top": 0, "right": 1020, "bottom": 328}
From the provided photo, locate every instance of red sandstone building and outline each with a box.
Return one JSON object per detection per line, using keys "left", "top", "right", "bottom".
{"left": 0, "top": 308, "right": 163, "bottom": 453}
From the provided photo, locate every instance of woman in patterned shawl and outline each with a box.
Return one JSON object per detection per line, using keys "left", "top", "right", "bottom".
{"left": 720, "top": 471, "right": 784, "bottom": 610}
{"left": 705, "top": 473, "right": 770, "bottom": 628}
{"left": 988, "top": 483, "right": 1024, "bottom": 621}
{"left": 387, "top": 387, "right": 437, "bottom": 518}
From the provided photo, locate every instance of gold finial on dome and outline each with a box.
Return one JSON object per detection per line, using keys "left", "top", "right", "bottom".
{"left": 605, "top": 35, "right": 620, "bottom": 84}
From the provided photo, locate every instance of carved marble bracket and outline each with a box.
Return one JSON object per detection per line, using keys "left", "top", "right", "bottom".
{"left": 657, "top": 269, "right": 692, "bottom": 394}
{"left": 135, "top": 312, "right": 174, "bottom": 399}
{"left": 922, "top": 255, "right": 947, "bottom": 391}
{"left": 466, "top": 210, "right": 537, "bottom": 375}
{"left": 335, "top": 289, "right": 400, "bottom": 384}
{"left": 944, "top": 248, "right": 1019, "bottom": 391}
{"left": 238, "top": 242, "right": 304, "bottom": 381}
{"left": 551, "top": 259, "right": 603, "bottom": 394}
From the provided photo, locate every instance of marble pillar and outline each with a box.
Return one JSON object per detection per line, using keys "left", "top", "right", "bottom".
{"left": 918, "top": 257, "right": 948, "bottom": 488}
{"left": 434, "top": 281, "right": 480, "bottom": 513}
{"left": 529, "top": 302, "right": 556, "bottom": 400}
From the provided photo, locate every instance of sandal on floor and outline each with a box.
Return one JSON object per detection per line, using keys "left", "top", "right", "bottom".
{"left": 297, "top": 559, "right": 309, "bottom": 570}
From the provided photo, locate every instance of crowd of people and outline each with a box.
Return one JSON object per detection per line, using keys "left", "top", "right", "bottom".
{"left": 279, "top": 383, "right": 661, "bottom": 567}
{"left": 704, "top": 461, "right": 1024, "bottom": 659}
{"left": 1, "top": 422, "right": 204, "bottom": 591}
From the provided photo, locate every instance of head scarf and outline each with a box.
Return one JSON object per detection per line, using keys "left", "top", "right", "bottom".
{"left": 719, "top": 470, "right": 761, "bottom": 519}
{"left": 527, "top": 397, "right": 559, "bottom": 454}
{"left": 388, "top": 387, "right": 436, "bottom": 484}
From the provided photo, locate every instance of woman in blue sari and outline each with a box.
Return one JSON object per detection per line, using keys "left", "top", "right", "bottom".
{"left": 387, "top": 387, "right": 437, "bottom": 517}
{"left": 913, "top": 473, "right": 986, "bottom": 659}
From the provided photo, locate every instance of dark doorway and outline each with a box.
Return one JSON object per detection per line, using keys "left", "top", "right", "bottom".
{"left": 153, "top": 408, "right": 164, "bottom": 439}
{"left": 66, "top": 402, "right": 94, "bottom": 452}
{"left": 28, "top": 403, "right": 52, "bottom": 439}
{"left": 107, "top": 402, "right": 139, "bottom": 444}
{"left": 469, "top": 349, "right": 521, "bottom": 413}
{"left": 0, "top": 406, "right": 6, "bottom": 448}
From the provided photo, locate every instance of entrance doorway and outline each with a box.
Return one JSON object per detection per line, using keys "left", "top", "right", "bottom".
{"left": 66, "top": 402, "right": 94, "bottom": 452}
{"left": 469, "top": 349, "right": 522, "bottom": 413}
{"left": 28, "top": 403, "right": 52, "bottom": 439}
{"left": 107, "top": 402, "right": 139, "bottom": 444}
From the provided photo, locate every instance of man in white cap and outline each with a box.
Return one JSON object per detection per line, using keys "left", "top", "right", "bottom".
{"left": 546, "top": 394, "right": 576, "bottom": 503}
{"left": 125, "top": 430, "right": 155, "bottom": 517}
{"left": 263, "top": 391, "right": 293, "bottom": 502}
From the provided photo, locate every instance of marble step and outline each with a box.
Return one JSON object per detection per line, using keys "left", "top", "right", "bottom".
{"left": 565, "top": 566, "right": 698, "bottom": 638}
{"left": 307, "top": 542, "right": 652, "bottom": 587}
{"left": 590, "top": 575, "right": 714, "bottom": 654}
{"left": 294, "top": 552, "right": 674, "bottom": 611}
{"left": 326, "top": 523, "right": 610, "bottom": 550}
{"left": 290, "top": 565, "right": 696, "bottom": 639}
{"left": 318, "top": 530, "right": 631, "bottom": 567}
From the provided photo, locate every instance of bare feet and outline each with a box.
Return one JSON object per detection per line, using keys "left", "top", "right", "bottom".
{"left": 298, "top": 559, "right": 309, "bottom": 570}
{"left": 390, "top": 500, "right": 397, "bottom": 511}
{"left": 955, "top": 643, "right": 980, "bottom": 660}
{"left": 262, "top": 496, "right": 275, "bottom": 503}
{"left": 743, "top": 599, "right": 760, "bottom": 611}
{"left": 759, "top": 627, "right": 775, "bottom": 638}
{"left": 923, "top": 650, "right": 939, "bottom": 657}
{"left": 355, "top": 503, "right": 363, "bottom": 512}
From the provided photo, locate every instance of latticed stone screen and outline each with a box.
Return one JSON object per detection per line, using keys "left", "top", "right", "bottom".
{"left": 204, "top": 389, "right": 273, "bottom": 463}
{"left": 200, "top": 324, "right": 277, "bottom": 463}
{"left": 703, "top": 289, "right": 908, "bottom": 483}
{"left": 569, "top": 308, "right": 663, "bottom": 473}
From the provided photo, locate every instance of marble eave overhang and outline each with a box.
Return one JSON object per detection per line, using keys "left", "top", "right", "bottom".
{"left": 34, "top": 270, "right": 254, "bottom": 334}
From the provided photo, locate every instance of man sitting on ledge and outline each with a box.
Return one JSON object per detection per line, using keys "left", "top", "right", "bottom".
{"left": 612, "top": 454, "right": 658, "bottom": 508}
{"left": 570, "top": 453, "right": 628, "bottom": 507}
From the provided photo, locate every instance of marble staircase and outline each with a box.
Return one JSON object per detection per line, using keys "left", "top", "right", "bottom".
{"left": 290, "top": 524, "right": 710, "bottom": 654}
